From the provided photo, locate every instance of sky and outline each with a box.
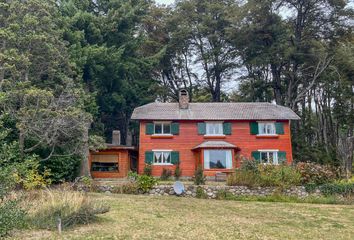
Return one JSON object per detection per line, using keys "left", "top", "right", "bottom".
{"left": 155, "top": 0, "right": 175, "bottom": 5}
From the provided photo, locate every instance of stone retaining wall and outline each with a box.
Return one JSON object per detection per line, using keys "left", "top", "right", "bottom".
{"left": 148, "top": 185, "right": 319, "bottom": 199}
{"left": 87, "top": 183, "right": 322, "bottom": 199}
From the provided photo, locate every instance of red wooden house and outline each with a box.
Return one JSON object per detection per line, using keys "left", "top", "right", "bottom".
{"left": 131, "top": 90, "right": 300, "bottom": 177}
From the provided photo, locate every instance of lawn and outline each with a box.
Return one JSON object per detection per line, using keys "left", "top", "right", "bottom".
{"left": 12, "top": 193, "right": 354, "bottom": 240}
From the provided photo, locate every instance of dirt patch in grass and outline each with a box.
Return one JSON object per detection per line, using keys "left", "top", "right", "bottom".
{"left": 11, "top": 193, "right": 354, "bottom": 240}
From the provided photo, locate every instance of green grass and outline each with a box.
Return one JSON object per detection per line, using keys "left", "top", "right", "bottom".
{"left": 12, "top": 193, "right": 354, "bottom": 240}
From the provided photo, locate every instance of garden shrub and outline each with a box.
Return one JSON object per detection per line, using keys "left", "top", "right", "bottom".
{"left": 194, "top": 165, "right": 206, "bottom": 185}
{"left": 227, "top": 164, "right": 301, "bottom": 188}
{"left": 111, "top": 183, "right": 139, "bottom": 194}
{"left": 27, "top": 189, "right": 109, "bottom": 230}
{"left": 240, "top": 157, "right": 258, "bottom": 172}
{"left": 136, "top": 175, "right": 157, "bottom": 192}
{"left": 304, "top": 182, "right": 318, "bottom": 193}
{"left": 0, "top": 168, "right": 26, "bottom": 237}
{"left": 195, "top": 186, "right": 207, "bottom": 199}
{"left": 127, "top": 171, "right": 139, "bottom": 181}
{"left": 319, "top": 182, "right": 354, "bottom": 197}
{"left": 257, "top": 164, "right": 301, "bottom": 188}
{"left": 227, "top": 170, "right": 259, "bottom": 187}
{"left": 160, "top": 168, "right": 172, "bottom": 180}
{"left": 174, "top": 164, "right": 182, "bottom": 180}
{"left": 143, "top": 164, "right": 152, "bottom": 176}
{"left": 0, "top": 199, "right": 26, "bottom": 237}
{"left": 215, "top": 189, "right": 234, "bottom": 200}
{"left": 296, "top": 162, "right": 337, "bottom": 184}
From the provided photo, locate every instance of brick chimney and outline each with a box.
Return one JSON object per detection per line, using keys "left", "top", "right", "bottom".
{"left": 179, "top": 89, "right": 189, "bottom": 109}
{"left": 112, "top": 130, "right": 121, "bottom": 146}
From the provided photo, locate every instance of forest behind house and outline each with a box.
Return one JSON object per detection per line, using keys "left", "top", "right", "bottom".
{"left": 0, "top": 0, "right": 353, "bottom": 183}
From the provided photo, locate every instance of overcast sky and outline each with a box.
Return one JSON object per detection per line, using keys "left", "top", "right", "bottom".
{"left": 155, "top": 0, "right": 175, "bottom": 5}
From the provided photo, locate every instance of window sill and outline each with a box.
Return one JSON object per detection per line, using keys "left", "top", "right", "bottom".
{"left": 203, "top": 135, "right": 226, "bottom": 139}
{"left": 152, "top": 163, "right": 173, "bottom": 166}
{"left": 203, "top": 169, "right": 234, "bottom": 172}
{"left": 151, "top": 134, "right": 174, "bottom": 139}
{"left": 256, "top": 134, "right": 279, "bottom": 139}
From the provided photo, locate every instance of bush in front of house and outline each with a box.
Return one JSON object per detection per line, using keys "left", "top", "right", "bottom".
{"left": 143, "top": 164, "right": 152, "bottom": 176}
{"left": 27, "top": 188, "right": 109, "bottom": 230}
{"left": 227, "top": 161, "right": 301, "bottom": 188}
{"left": 319, "top": 182, "right": 354, "bottom": 197}
{"left": 296, "top": 162, "right": 337, "bottom": 184}
{"left": 194, "top": 165, "right": 206, "bottom": 185}
{"left": 160, "top": 168, "right": 172, "bottom": 180}
{"left": 257, "top": 164, "right": 301, "bottom": 188}
{"left": 195, "top": 186, "right": 207, "bottom": 199}
{"left": 227, "top": 170, "right": 259, "bottom": 187}
{"left": 174, "top": 164, "right": 182, "bottom": 180}
{"left": 136, "top": 175, "right": 158, "bottom": 192}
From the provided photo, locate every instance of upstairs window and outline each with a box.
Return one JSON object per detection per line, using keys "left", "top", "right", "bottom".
{"left": 258, "top": 122, "right": 276, "bottom": 135}
{"left": 206, "top": 122, "right": 223, "bottom": 135}
{"left": 154, "top": 122, "right": 171, "bottom": 135}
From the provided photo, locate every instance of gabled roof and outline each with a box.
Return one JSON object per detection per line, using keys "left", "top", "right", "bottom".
{"left": 131, "top": 102, "right": 300, "bottom": 120}
{"left": 192, "top": 141, "right": 237, "bottom": 150}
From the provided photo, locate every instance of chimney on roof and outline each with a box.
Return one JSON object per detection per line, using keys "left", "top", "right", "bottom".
{"left": 112, "top": 130, "right": 121, "bottom": 146}
{"left": 179, "top": 89, "right": 189, "bottom": 109}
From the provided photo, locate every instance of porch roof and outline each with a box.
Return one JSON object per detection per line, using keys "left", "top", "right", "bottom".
{"left": 192, "top": 141, "right": 237, "bottom": 150}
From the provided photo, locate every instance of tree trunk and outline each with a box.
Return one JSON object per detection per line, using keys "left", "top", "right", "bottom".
{"left": 79, "top": 124, "right": 91, "bottom": 177}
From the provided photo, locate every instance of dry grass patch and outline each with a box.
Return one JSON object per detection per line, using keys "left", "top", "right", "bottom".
{"left": 11, "top": 193, "right": 354, "bottom": 240}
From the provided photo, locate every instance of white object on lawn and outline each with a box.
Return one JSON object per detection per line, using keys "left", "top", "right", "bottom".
{"left": 173, "top": 181, "right": 185, "bottom": 195}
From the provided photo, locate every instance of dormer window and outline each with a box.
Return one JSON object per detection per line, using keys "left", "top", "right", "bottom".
{"left": 154, "top": 122, "right": 171, "bottom": 135}
{"left": 206, "top": 122, "right": 223, "bottom": 135}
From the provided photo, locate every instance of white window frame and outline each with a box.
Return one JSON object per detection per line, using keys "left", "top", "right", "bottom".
{"left": 153, "top": 121, "right": 172, "bottom": 135}
{"left": 257, "top": 121, "right": 277, "bottom": 136}
{"left": 258, "top": 149, "right": 279, "bottom": 165}
{"left": 203, "top": 149, "right": 233, "bottom": 169}
{"left": 205, "top": 121, "right": 224, "bottom": 136}
{"left": 152, "top": 150, "right": 173, "bottom": 165}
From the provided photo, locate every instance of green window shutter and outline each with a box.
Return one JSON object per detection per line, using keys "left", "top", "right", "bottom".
{"left": 278, "top": 151, "right": 287, "bottom": 164}
{"left": 223, "top": 122, "right": 232, "bottom": 135}
{"left": 250, "top": 122, "right": 259, "bottom": 135}
{"left": 171, "top": 122, "right": 179, "bottom": 135}
{"left": 144, "top": 151, "right": 154, "bottom": 165}
{"left": 171, "top": 151, "right": 180, "bottom": 165}
{"left": 275, "top": 122, "right": 284, "bottom": 134}
{"left": 251, "top": 151, "right": 260, "bottom": 163}
{"left": 197, "top": 122, "right": 206, "bottom": 135}
{"left": 145, "top": 123, "right": 154, "bottom": 135}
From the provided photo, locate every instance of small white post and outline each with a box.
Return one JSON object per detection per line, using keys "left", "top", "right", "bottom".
{"left": 57, "top": 217, "right": 62, "bottom": 235}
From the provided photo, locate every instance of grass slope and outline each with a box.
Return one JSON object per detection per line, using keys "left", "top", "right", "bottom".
{"left": 13, "top": 193, "right": 354, "bottom": 240}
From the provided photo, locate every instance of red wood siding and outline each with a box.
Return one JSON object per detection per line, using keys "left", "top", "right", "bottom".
{"left": 138, "top": 120, "right": 293, "bottom": 177}
{"left": 89, "top": 149, "right": 130, "bottom": 178}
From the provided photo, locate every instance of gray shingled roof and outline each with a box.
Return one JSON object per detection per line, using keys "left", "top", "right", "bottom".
{"left": 131, "top": 102, "right": 300, "bottom": 120}
{"left": 192, "top": 141, "right": 237, "bottom": 149}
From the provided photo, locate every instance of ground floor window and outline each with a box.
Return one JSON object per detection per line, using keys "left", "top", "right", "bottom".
{"left": 153, "top": 151, "right": 171, "bottom": 165}
{"left": 203, "top": 150, "right": 232, "bottom": 169}
{"left": 260, "top": 151, "right": 278, "bottom": 164}
{"left": 91, "top": 162, "right": 119, "bottom": 172}
{"left": 91, "top": 154, "right": 119, "bottom": 172}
